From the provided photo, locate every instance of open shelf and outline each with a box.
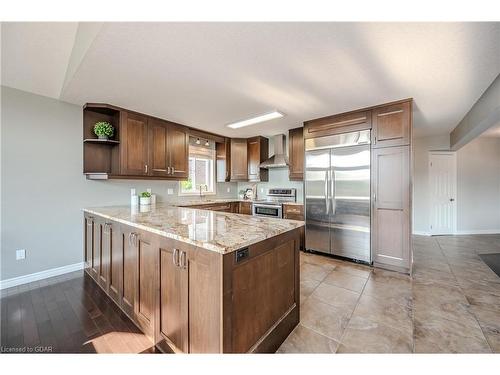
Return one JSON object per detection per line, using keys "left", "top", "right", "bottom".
{"left": 84, "top": 138, "right": 120, "bottom": 145}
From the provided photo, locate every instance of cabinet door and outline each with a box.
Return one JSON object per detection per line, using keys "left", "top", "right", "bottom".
{"left": 372, "top": 146, "right": 410, "bottom": 270}
{"left": 230, "top": 139, "right": 248, "bottom": 181}
{"left": 90, "top": 218, "right": 101, "bottom": 281}
{"left": 121, "top": 112, "right": 149, "bottom": 175}
{"left": 216, "top": 139, "right": 231, "bottom": 182}
{"left": 135, "top": 231, "right": 156, "bottom": 339}
{"left": 372, "top": 101, "right": 411, "bottom": 148}
{"left": 99, "top": 221, "right": 112, "bottom": 290}
{"left": 84, "top": 215, "right": 94, "bottom": 270}
{"left": 167, "top": 124, "right": 189, "bottom": 179}
{"left": 108, "top": 221, "right": 122, "bottom": 305}
{"left": 304, "top": 110, "right": 371, "bottom": 139}
{"left": 239, "top": 202, "right": 253, "bottom": 215}
{"left": 121, "top": 226, "right": 137, "bottom": 318}
{"left": 247, "top": 136, "right": 268, "bottom": 182}
{"left": 148, "top": 118, "right": 170, "bottom": 177}
{"left": 158, "top": 240, "right": 189, "bottom": 353}
{"left": 288, "top": 127, "right": 304, "bottom": 180}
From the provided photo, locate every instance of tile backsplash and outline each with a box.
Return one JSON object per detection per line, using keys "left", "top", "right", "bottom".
{"left": 238, "top": 168, "right": 304, "bottom": 202}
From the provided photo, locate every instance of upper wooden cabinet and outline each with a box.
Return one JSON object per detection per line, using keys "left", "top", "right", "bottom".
{"left": 372, "top": 101, "right": 411, "bottom": 148}
{"left": 288, "top": 127, "right": 304, "bottom": 181}
{"left": 148, "top": 118, "right": 188, "bottom": 179}
{"left": 247, "top": 136, "right": 269, "bottom": 182}
{"left": 121, "top": 112, "right": 149, "bottom": 176}
{"left": 216, "top": 139, "right": 231, "bottom": 182}
{"left": 230, "top": 138, "right": 248, "bottom": 181}
{"left": 304, "top": 110, "right": 371, "bottom": 139}
{"left": 83, "top": 104, "right": 188, "bottom": 180}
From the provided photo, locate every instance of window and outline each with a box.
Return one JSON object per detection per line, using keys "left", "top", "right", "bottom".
{"left": 179, "top": 138, "right": 216, "bottom": 195}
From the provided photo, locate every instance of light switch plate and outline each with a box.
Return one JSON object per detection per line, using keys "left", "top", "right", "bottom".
{"left": 16, "top": 249, "right": 26, "bottom": 260}
{"left": 167, "top": 188, "right": 174, "bottom": 195}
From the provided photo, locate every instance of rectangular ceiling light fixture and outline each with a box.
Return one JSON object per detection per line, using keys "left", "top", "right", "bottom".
{"left": 226, "top": 111, "right": 284, "bottom": 129}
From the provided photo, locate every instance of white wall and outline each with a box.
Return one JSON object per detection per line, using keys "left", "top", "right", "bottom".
{"left": 0, "top": 86, "right": 237, "bottom": 280}
{"left": 413, "top": 135, "right": 500, "bottom": 234}
{"left": 456, "top": 136, "right": 500, "bottom": 233}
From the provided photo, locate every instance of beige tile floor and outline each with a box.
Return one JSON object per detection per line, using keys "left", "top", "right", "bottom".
{"left": 277, "top": 234, "right": 500, "bottom": 353}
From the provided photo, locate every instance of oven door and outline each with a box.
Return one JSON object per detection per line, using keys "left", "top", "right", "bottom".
{"left": 253, "top": 204, "right": 282, "bottom": 218}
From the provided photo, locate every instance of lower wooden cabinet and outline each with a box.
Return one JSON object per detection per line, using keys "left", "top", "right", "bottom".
{"left": 238, "top": 201, "right": 253, "bottom": 215}
{"left": 157, "top": 240, "right": 189, "bottom": 353}
{"left": 372, "top": 145, "right": 411, "bottom": 272}
{"left": 83, "top": 213, "right": 300, "bottom": 353}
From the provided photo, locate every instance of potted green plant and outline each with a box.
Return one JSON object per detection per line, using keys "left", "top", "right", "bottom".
{"left": 93, "top": 121, "right": 114, "bottom": 140}
{"left": 139, "top": 191, "right": 151, "bottom": 206}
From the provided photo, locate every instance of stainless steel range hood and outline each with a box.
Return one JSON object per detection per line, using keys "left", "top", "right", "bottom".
{"left": 259, "top": 134, "right": 289, "bottom": 169}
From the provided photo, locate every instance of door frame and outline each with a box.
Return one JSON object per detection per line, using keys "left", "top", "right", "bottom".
{"left": 428, "top": 151, "right": 457, "bottom": 235}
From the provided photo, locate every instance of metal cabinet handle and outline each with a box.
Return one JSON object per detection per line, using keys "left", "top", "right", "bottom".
{"left": 179, "top": 251, "right": 187, "bottom": 269}
{"left": 324, "top": 172, "right": 329, "bottom": 215}
{"left": 145, "top": 164, "right": 148, "bottom": 174}
{"left": 450, "top": 198, "right": 455, "bottom": 202}
{"left": 172, "top": 248, "right": 180, "bottom": 266}
{"left": 170, "top": 166, "right": 175, "bottom": 175}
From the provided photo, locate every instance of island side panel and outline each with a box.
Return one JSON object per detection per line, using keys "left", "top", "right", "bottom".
{"left": 222, "top": 227, "right": 301, "bottom": 353}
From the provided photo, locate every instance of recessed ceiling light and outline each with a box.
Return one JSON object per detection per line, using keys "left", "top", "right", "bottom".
{"left": 227, "top": 111, "right": 284, "bottom": 129}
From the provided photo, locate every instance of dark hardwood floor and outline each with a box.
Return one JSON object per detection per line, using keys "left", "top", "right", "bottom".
{"left": 0, "top": 271, "right": 157, "bottom": 353}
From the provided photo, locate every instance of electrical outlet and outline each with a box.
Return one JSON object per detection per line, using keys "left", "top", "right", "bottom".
{"left": 16, "top": 249, "right": 26, "bottom": 260}
{"left": 226, "top": 187, "right": 231, "bottom": 193}
{"left": 260, "top": 188, "right": 264, "bottom": 193}
{"left": 167, "top": 188, "right": 174, "bottom": 195}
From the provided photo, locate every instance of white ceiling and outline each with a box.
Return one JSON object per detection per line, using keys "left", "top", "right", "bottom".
{"left": 2, "top": 22, "right": 499, "bottom": 138}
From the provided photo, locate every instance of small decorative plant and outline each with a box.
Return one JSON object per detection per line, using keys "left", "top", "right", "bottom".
{"left": 139, "top": 191, "right": 152, "bottom": 206}
{"left": 93, "top": 121, "right": 114, "bottom": 140}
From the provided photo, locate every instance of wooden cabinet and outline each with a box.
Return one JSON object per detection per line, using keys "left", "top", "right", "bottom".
{"left": 230, "top": 138, "right": 248, "bottom": 181}
{"left": 283, "top": 204, "right": 304, "bottom": 221}
{"left": 247, "top": 136, "right": 269, "bottom": 182}
{"left": 167, "top": 124, "right": 189, "bottom": 179}
{"left": 90, "top": 218, "right": 101, "bottom": 281}
{"left": 107, "top": 221, "right": 122, "bottom": 305}
{"left": 121, "top": 112, "right": 149, "bottom": 176}
{"left": 304, "top": 110, "right": 371, "bottom": 139}
{"left": 157, "top": 240, "right": 189, "bottom": 353}
{"left": 121, "top": 225, "right": 137, "bottom": 318}
{"left": 372, "top": 101, "right": 411, "bottom": 148}
{"left": 84, "top": 214, "right": 94, "bottom": 270}
{"left": 83, "top": 103, "right": 190, "bottom": 180}
{"left": 134, "top": 230, "right": 156, "bottom": 339}
{"left": 238, "top": 201, "right": 253, "bottom": 215}
{"left": 98, "top": 220, "right": 111, "bottom": 290}
{"left": 216, "top": 139, "right": 231, "bottom": 182}
{"left": 288, "top": 127, "right": 304, "bottom": 181}
{"left": 372, "top": 146, "right": 411, "bottom": 271}
{"left": 148, "top": 118, "right": 189, "bottom": 179}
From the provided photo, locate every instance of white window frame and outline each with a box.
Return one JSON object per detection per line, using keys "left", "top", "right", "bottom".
{"left": 179, "top": 151, "right": 216, "bottom": 196}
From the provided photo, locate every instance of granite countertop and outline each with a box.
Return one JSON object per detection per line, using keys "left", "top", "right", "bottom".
{"left": 83, "top": 204, "right": 304, "bottom": 254}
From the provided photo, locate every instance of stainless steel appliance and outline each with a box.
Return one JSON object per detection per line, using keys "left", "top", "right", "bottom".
{"left": 304, "top": 130, "right": 371, "bottom": 263}
{"left": 252, "top": 188, "right": 297, "bottom": 218}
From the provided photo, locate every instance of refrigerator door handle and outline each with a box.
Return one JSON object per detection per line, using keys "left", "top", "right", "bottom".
{"left": 324, "top": 171, "right": 329, "bottom": 215}
{"left": 331, "top": 168, "right": 336, "bottom": 215}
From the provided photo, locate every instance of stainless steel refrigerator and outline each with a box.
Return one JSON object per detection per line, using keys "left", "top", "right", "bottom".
{"left": 304, "top": 130, "right": 371, "bottom": 263}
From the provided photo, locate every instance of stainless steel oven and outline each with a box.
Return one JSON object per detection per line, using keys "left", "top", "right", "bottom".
{"left": 253, "top": 203, "right": 283, "bottom": 218}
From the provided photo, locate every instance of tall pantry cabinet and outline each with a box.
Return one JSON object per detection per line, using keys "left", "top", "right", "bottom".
{"left": 371, "top": 100, "right": 412, "bottom": 273}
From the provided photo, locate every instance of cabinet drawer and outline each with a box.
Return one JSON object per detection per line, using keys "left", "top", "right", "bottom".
{"left": 304, "top": 111, "right": 371, "bottom": 139}
{"left": 283, "top": 204, "right": 304, "bottom": 217}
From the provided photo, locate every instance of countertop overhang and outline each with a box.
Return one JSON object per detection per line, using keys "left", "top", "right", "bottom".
{"left": 83, "top": 204, "right": 304, "bottom": 254}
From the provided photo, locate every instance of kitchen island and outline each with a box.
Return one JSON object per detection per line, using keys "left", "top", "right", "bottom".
{"left": 83, "top": 204, "right": 303, "bottom": 353}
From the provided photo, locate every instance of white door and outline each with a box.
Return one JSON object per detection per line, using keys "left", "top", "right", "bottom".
{"left": 429, "top": 152, "right": 457, "bottom": 235}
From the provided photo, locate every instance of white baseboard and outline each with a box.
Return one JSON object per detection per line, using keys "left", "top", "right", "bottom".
{"left": 413, "top": 231, "right": 431, "bottom": 236}
{"left": 0, "top": 262, "right": 85, "bottom": 290}
{"left": 454, "top": 229, "right": 500, "bottom": 235}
